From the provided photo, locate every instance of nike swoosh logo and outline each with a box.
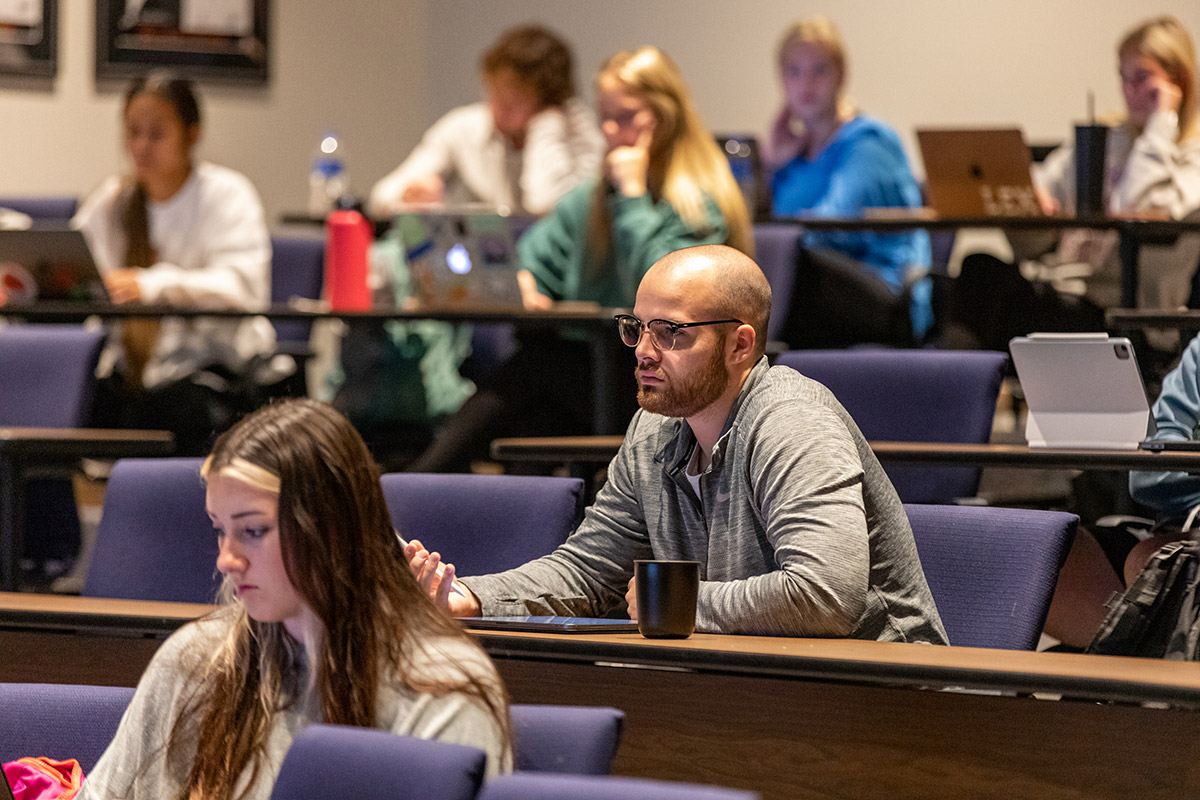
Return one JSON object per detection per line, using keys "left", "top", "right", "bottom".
{"left": 716, "top": 490, "right": 731, "bottom": 502}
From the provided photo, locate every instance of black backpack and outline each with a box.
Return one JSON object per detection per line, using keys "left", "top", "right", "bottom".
{"left": 1087, "top": 539, "right": 1200, "bottom": 659}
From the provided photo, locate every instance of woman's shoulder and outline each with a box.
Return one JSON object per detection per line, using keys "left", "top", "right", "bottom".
{"left": 835, "top": 116, "right": 905, "bottom": 153}
{"left": 193, "top": 162, "right": 262, "bottom": 199}
{"left": 148, "top": 609, "right": 235, "bottom": 675}
{"left": 401, "top": 633, "right": 502, "bottom": 687}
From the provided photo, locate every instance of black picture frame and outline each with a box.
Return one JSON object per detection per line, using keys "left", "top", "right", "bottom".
{"left": 95, "top": 0, "right": 269, "bottom": 83}
{"left": 0, "top": 0, "right": 58, "bottom": 77}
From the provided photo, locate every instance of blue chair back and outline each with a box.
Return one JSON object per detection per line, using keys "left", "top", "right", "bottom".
{"left": 270, "top": 235, "right": 325, "bottom": 345}
{"left": 82, "top": 458, "right": 220, "bottom": 603}
{"left": 906, "top": 504, "right": 1077, "bottom": 649}
{"left": 511, "top": 705, "right": 623, "bottom": 774}
{"left": 479, "top": 774, "right": 760, "bottom": 800}
{"left": 0, "top": 683, "right": 134, "bottom": 772}
{"left": 380, "top": 473, "right": 582, "bottom": 577}
{"left": 270, "top": 725, "right": 486, "bottom": 800}
{"left": 775, "top": 349, "right": 1007, "bottom": 503}
{"left": 752, "top": 223, "right": 802, "bottom": 343}
{"left": 0, "top": 325, "right": 105, "bottom": 427}
{"left": 0, "top": 196, "right": 78, "bottom": 222}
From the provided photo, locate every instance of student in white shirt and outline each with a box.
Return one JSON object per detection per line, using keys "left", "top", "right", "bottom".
{"left": 368, "top": 25, "right": 604, "bottom": 217}
{"left": 74, "top": 72, "right": 283, "bottom": 454}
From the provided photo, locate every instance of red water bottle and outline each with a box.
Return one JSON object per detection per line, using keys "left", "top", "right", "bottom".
{"left": 324, "top": 209, "right": 372, "bottom": 311}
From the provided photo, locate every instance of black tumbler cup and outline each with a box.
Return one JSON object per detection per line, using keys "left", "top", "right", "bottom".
{"left": 635, "top": 560, "right": 700, "bottom": 639}
{"left": 1074, "top": 124, "right": 1108, "bottom": 217}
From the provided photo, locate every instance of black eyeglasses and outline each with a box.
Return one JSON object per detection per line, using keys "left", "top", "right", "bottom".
{"left": 614, "top": 314, "right": 744, "bottom": 351}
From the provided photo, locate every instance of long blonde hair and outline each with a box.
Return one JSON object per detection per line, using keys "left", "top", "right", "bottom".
{"left": 1119, "top": 15, "right": 1199, "bottom": 142}
{"left": 586, "top": 46, "right": 752, "bottom": 263}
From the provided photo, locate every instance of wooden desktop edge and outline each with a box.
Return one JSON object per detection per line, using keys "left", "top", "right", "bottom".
{"left": 4, "top": 592, "right": 1199, "bottom": 706}
{"left": 490, "top": 437, "right": 1200, "bottom": 470}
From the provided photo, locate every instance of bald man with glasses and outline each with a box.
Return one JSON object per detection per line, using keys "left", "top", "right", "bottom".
{"left": 407, "top": 245, "right": 946, "bottom": 641}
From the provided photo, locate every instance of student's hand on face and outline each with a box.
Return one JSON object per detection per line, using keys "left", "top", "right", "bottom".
{"left": 624, "top": 576, "right": 638, "bottom": 621}
{"left": 1035, "top": 185, "right": 1060, "bottom": 216}
{"left": 400, "top": 174, "right": 446, "bottom": 205}
{"left": 403, "top": 538, "right": 481, "bottom": 617}
{"left": 104, "top": 269, "right": 143, "bottom": 304}
{"left": 1150, "top": 75, "right": 1184, "bottom": 116}
{"left": 765, "top": 104, "right": 804, "bottom": 168}
{"left": 517, "top": 269, "right": 554, "bottom": 310}
{"left": 606, "top": 113, "right": 655, "bottom": 198}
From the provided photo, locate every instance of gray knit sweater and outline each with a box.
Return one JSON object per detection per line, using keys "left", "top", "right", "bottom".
{"left": 465, "top": 358, "right": 947, "bottom": 642}
{"left": 78, "top": 611, "right": 510, "bottom": 800}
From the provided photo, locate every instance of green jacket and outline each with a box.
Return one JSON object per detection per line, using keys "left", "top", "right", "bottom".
{"left": 518, "top": 179, "right": 729, "bottom": 307}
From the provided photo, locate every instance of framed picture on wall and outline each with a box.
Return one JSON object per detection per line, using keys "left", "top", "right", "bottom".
{"left": 95, "top": 0, "right": 269, "bottom": 83}
{"left": 0, "top": 0, "right": 58, "bottom": 77}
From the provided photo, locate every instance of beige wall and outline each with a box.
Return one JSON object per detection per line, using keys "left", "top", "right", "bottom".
{"left": 0, "top": 0, "right": 430, "bottom": 221}
{"left": 3, "top": 1, "right": 1200, "bottom": 222}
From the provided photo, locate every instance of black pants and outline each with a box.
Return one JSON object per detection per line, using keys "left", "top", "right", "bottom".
{"left": 780, "top": 247, "right": 914, "bottom": 349}
{"left": 942, "top": 252, "right": 1105, "bottom": 352}
{"left": 407, "top": 333, "right": 637, "bottom": 474}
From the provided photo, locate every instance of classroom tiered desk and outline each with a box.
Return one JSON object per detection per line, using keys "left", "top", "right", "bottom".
{"left": 2, "top": 592, "right": 1198, "bottom": 800}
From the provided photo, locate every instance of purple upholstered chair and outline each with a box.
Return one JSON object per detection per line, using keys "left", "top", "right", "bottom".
{"left": 0, "top": 196, "right": 78, "bottom": 223}
{"left": 82, "top": 457, "right": 219, "bottom": 603}
{"left": 0, "top": 325, "right": 105, "bottom": 429}
{"left": 0, "top": 683, "right": 134, "bottom": 772}
{"left": 478, "top": 773, "right": 760, "bottom": 800}
{"left": 380, "top": 473, "right": 582, "bottom": 577}
{"left": 269, "top": 235, "right": 324, "bottom": 348}
{"left": 775, "top": 349, "right": 1007, "bottom": 503}
{"left": 752, "top": 223, "right": 803, "bottom": 344}
{"left": 0, "top": 325, "right": 106, "bottom": 568}
{"left": 906, "top": 504, "right": 1077, "bottom": 649}
{"left": 510, "top": 705, "right": 624, "bottom": 774}
{"left": 269, "top": 725, "right": 486, "bottom": 800}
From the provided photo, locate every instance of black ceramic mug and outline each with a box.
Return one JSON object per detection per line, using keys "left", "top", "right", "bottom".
{"left": 635, "top": 560, "right": 700, "bottom": 639}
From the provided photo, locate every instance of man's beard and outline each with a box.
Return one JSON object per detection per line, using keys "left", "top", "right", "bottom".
{"left": 636, "top": 341, "right": 730, "bottom": 418}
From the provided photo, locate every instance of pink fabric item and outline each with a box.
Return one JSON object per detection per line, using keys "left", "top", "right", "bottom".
{"left": 2, "top": 758, "right": 83, "bottom": 800}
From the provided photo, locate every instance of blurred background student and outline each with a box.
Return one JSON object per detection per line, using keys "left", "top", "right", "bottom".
{"left": 74, "top": 71, "right": 287, "bottom": 456}
{"left": 765, "top": 15, "right": 932, "bottom": 348}
{"left": 80, "top": 399, "right": 510, "bottom": 800}
{"left": 368, "top": 24, "right": 604, "bottom": 217}
{"left": 946, "top": 15, "right": 1200, "bottom": 353}
{"left": 408, "top": 45, "right": 752, "bottom": 473}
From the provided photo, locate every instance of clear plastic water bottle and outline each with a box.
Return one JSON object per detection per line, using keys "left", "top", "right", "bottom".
{"left": 308, "top": 131, "right": 348, "bottom": 217}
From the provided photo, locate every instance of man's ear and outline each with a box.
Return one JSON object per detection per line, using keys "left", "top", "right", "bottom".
{"left": 728, "top": 323, "right": 757, "bottom": 365}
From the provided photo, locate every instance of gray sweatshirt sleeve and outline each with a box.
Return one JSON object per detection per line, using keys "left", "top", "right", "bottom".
{"left": 463, "top": 422, "right": 655, "bottom": 617}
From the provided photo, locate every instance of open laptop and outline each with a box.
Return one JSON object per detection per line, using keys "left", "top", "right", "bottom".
{"left": 0, "top": 229, "right": 109, "bottom": 303}
{"left": 395, "top": 209, "right": 525, "bottom": 309}
{"left": 1009, "top": 333, "right": 1151, "bottom": 449}
{"left": 917, "top": 128, "right": 1041, "bottom": 217}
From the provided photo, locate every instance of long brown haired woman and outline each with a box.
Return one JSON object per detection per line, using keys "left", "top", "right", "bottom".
{"left": 74, "top": 72, "right": 282, "bottom": 456}
{"left": 78, "top": 399, "right": 510, "bottom": 800}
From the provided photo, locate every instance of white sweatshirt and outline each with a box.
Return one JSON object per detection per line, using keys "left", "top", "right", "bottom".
{"left": 73, "top": 162, "right": 279, "bottom": 388}
{"left": 368, "top": 98, "right": 604, "bottom": 218}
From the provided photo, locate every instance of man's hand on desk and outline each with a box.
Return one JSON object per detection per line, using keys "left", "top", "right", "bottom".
{"left": 624, "top": 576, "right": 638, "bottom": 621}
{"left": 403, "top": 538, "right": 481, "bottom": 617}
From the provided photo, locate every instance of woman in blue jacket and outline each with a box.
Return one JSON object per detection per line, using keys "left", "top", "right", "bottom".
{"left": 766, "top": 15, "right": 932, "bottom": 345}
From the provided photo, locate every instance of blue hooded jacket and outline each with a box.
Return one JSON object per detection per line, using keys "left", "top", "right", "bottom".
{"left": 771, "top": 116, "right": 931, "bottom": 336}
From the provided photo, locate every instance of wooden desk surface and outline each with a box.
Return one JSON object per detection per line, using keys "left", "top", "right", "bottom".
{"left": 0, "top": 427, "right": 174, "bottom": 458}
{"left": 1, "top": 301, "right": 623, "bottom": 325}
{"left": 5, "top": 592, "right": 1199, "bottom": 798}
{"left": 491, "top": 436, "right": 1200, "bottom": 471}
